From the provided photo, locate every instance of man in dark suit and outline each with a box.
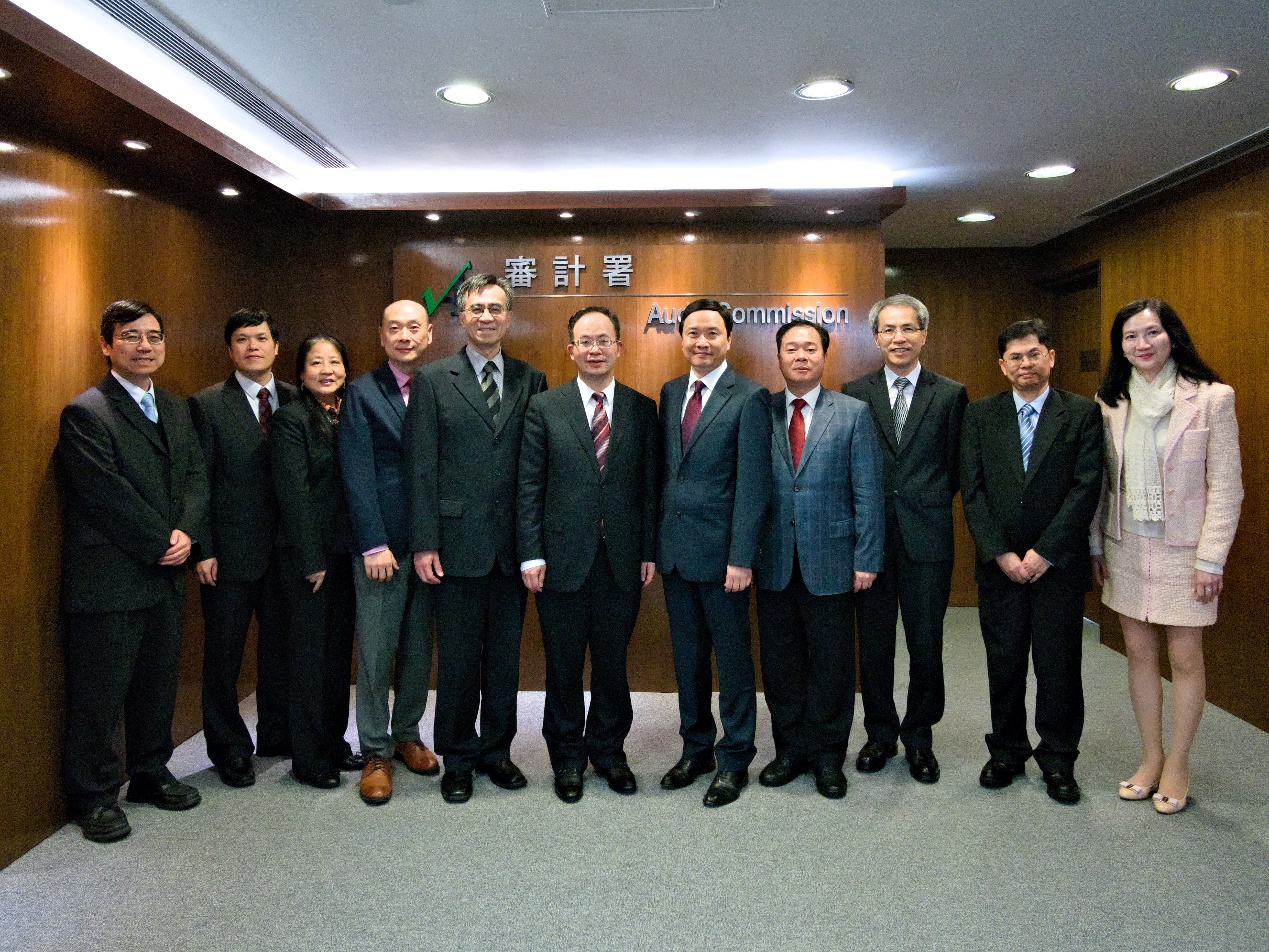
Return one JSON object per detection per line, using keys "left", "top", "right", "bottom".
{"left": 961, "top": 318, "right": 1103, "bottom": 804}
{"left": 57, "top": 300, "right": 210, "bottom": 842}
{"left": 190, "top": 308, "right": 297, "bottom": 788}
{"left": 843, "top": 294, "right": 968, "bottom": 784}
{"left": 409, "top": 274, "right": 547, "bottom": 803}
{"left": 340, "top": 300, "right": 438, "bottom": 805}
{"left": 657, "top": 298, "right": 772, "bottom": 808}
{"left": 755, "top": 318, "right": 884, "bottom": 799}
{"left": 518, "top": 306, "right": 660, "bottom": 803}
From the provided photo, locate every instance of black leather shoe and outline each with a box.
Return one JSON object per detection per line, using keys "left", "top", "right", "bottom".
{"left": 215, "top": 755, "right": 255, "bottom": 788}
{"left": 979, "top": 757, "right": 1025, "bottom": 789}
{"left": 758, "top": 753, "right": 809, "bottom": 787}
{"left": 702, "top": 769, "right": 748, "bottom": 807}
{"left": 337, "top": 750, "right": 367, "bottom": 772}
{"left": 292, "top": 767, "right": 341, "bottom": 789}
{"left": 1043, "top": 770, "right": 1082, "bottom": 804}
{"left": 441, "top": 769, "right": 473, "bottom": 804}
{"left": 554, "top": 766, "right": 584, "bottom": 803}
{"left": 595, "top": 760, "right": 637, "bottom": 795}
{"left": 125, "top": 770, "right": 201, "bottom": 810}
{"left": 907, "top": 748, "right": 941, "bottom": 784}
{"left": 855, "top": 740, "right": 898, "bottom": 773}
{"left": 814, "top": 765, "right": 848, "bottom": 799}
{"left": 660, "top": 755, "right": 716, "bottom": 790}
{"left": 76, "top": 804, "right": 131, "bottom": 843}
{"left": 477, "top": 759, "right": 527, "bottom": 790}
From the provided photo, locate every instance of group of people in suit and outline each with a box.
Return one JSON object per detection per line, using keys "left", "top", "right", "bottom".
{"left": 57, "top": 279, "right": 1240, "bottom": 843}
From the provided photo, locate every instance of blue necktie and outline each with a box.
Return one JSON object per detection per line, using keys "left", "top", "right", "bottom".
{"left": 140, "top": 390, "right": 158, "bottom": 424}
{"left": 1019, "top": 403, "right": 1036, "bottom": 471}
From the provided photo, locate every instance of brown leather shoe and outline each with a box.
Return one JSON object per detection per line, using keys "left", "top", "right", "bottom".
{"left": 394, "top": 740, "right": 440, "bottom": 776}
{"left": 359, "top": 755, "right": 393, "bottom": 805}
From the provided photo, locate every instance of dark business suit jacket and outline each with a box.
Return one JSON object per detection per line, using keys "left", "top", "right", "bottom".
{"left": 189, "top": 375, "right": 297, "bottom": 580}
{"left": 58, "top": 374, "right": 210, "bottom": 613}
{"left": 268, "top": 401, "right": 352, "bottom": 577}
{"left": 408, "top": 349, "right": 547, "bottom": 575}
{"left": 843, "top": 367, "right": 967, "bottom": 563}
{"left": 657, "top": 366, "right": 772, "bottom": 582}
{"left": 517, "top": 380, "right": 660, "bottom": 592}
{"left": 960, "top": 388, "right": 1103, "bottom": 587}
{"left": 340, "top": 363, "right": 412, "bottom": 557}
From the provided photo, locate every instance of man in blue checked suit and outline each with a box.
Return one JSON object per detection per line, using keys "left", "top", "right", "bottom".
{"left": 753, "top": 318, "right": 885, "bottom": 799}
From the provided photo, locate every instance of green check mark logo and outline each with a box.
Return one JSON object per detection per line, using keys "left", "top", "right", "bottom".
{"left": 421, "top": 261, "right": 473, "bottom": 317}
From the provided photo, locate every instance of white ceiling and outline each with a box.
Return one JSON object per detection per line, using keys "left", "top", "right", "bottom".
{"left": 10, "top": 0, "right": 1269, "bottom": 246}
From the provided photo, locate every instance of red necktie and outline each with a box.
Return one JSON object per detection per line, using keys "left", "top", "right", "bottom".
{"left": 257, "top": 387, "right": 272, "bottom": 435}
{"left": 591, "top": 392, "right": 610, "bottom": 475}
{"left": 681, "top": 380, "right": 704, "bottom": 451}
{"left": 789, "top": 397, "right": 806, "bottom": 469}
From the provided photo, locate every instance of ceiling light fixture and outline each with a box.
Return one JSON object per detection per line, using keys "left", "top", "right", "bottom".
{"left": 219, "top": 186, "right": 240, "bottom": 197}
{"left": 795, "top": 78, "right": 853, "bottom": 101}
{"left": 826, "top": 208, "right": 843, "bottom": 216}
{"left": 957, "top": 211, "right": 995, "bottom": 223}
{"left": 559, "top": 211, "right": 574, "bottom": 219}
{"left": 123, "top": 139, "right": 150, "bottom": 151}
{"left": 683, "top": 234, "right": 697, "bottom": 243}
{"left": 805, "top": 233, "right": 822, "bottom": 241}
{"left": 104, "top": 188, "right": 137, "bottom": 197}
{"left": 425, "top": 212, "right": 441, "bottom": 221}
{"left": 1027, "top": 164, "right": 1076, "bottom": 179}
{"left": 571, "top": 235, "right": 583, "bottom": 243}
{"left": 1170, "top": 68, "right": 1234, "bottom": 92}
{"left": 684, "top": 210, "right": 699, "bottom": 218}
{"left": 437, "top": 83, "right": 492, "bottom": 106}
{"left": 0, "top": 142, "right": 21, "bottom": 153}
{"left": 0, "top": 67, "right": 11, "bottom": 80}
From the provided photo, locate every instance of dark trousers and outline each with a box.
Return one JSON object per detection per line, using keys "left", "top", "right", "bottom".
{"left": 63, "top": 596, "right": 184, "bottom": 813}
{"left": 536, "top": 542, "right": 641, "bottom": 772}
{"left": 977, "top": 569, "right": 1086, "bottom": 773}
{"left": 854, "top": 539, "right": 952, "bottom": 751}
{"left": 433, "top": 569, "right": 527, "bottom": 772}
{"left": 199, "top": 566, "right": 289, "bottom": 763}
{"left": 662, "top": 570, "right": 757, "bottom": 772}
{"left": 278, "top": 551, "right": 356, "bottom": 775}
{"left": 756, "top": 563, "right": 855, "bottom": 768}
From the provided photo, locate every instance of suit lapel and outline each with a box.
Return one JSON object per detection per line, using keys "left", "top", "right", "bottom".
{"left": 899, "top": 370, "right": 936, "bottom": 450}
{"left": 771, "top": 391, "right": 795, "bottom": 476}
{"left": 799, "top": 390, "right": 835, "bottom": 472}
{"left": 865, "top": 371, "right": 900, "bottom": 454}
{"left": 566, "top": 385, "right": 602, "bottom": 476}
{"left": 1163, "top": 378, "right": 1199, "bottom": 463}
{"left": 993, "top": 392, "right": 1026, "bottom": 483}
{"left": 496, "top": 357, "right": 525, "bottom": 437}
{"left": 1025, "top": 389, "right": 1066, "bottom": 483}
{"left": 103, "top": 376, "right": 166, "bottom": 454}
{"left": 607, "top": 384, "right": 633, "bottom": 466}
{"left": 374, "top": 364, "right": 407, "bottom": 423}
{"left": 222, "top": 375, "right": 263, "bottom": 439}
{"left": 448, "top": 351, "right": 495, "bottom": 430}
{"left": 665, "top": 376, "right": 688, "bottom": 470}
{"left": 684, "top": 367, "right": 734, "bottom": 456}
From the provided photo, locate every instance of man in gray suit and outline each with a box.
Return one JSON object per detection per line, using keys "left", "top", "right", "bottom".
{"left": 409, "top": 274, "right": 547, "bottom": 804}
{"left": 755, "top": 318, "right": 884, "bottom": 799}
{"left": 658, "top": 298, "right": 771, "bottom": 808}
{"left": 844, "top": 294, "right": 968, "bottom": 784}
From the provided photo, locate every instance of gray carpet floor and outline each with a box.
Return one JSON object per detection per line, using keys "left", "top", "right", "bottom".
{"left": 3, "top": 608, "right": 1267, "bottom": 951}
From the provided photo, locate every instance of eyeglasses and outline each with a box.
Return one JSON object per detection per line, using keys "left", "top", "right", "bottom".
{"left": 466, "top": 303, "right": 506, "bottom": 317}
{"left": 876, "top": 325, "right": 921, "bottom": 339}
{"left": 116, "top": 330, "right": 165, "bottom": 345}
{"left": 1002, "top": 348, "right": 1047, "bottom": 367}
{"left": 573, "top": 337, "right": 616, "bottom": 350}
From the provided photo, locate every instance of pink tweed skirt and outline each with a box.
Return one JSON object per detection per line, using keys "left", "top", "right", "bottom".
{"left": 1102, "top": 530, "right": 1218, "bottom": 627}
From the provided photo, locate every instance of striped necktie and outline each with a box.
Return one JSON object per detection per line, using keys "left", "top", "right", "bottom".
{"left": 1019, "top": 403, "right": 1037, "bottom": 471}
{"left": 591, "top": 392, "right": 610, "bottom": 475}
{"left": 257, "top": 387, "right": 272, "bottom": 434}
{"left": 481, "top": 360, "right": 500, "bottom": 422}
{"left": 892, "top": 377, "right": 910, "bottom": 441}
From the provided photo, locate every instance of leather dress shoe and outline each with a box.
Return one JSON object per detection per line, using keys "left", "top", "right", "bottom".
{"left": 359, "top": 755, "right": 393, "bottom": 805}
{"left": 441, "top": 769, "right": 473, "bottom": 804}
{"left": 660, "top": 755, "right": 716, "bottom": 790}
{"left": 477, "top": 759, "right": 527, "bottom": 790}
{"left": 76, "top": 803, "right": 131, "bottom": 843}
{"left": 595, "top": 760, "right": 637, "bottom": 795}
{"left": 1043, "top": 770, "right": 1082, "bottom": 804}
{"left": 215, "top": 755, "right": 255, "bottom": 788}
{"left": 855, "top": 739, "right": 898, "bottom": 773}
{"left": 907, "top": 748, "right": 941, "bottom": 784}
{"left": 554, "top": 765, "right": 584, "bottom": 803}
{"left": 979, "top": 757, "right": 1026, "bottom": 789}
{"left": 337, "top": 750, "right": 366, "bottom": 772}
{"left": 702, "top": 769, "right": 748, "bottom": 808}
{"left": 394, "top": 740, "right": 440, "bottom": 776}
{"left": 293, "top": 766, "right": 341, "bottom": 789}
{"left": 125, "top": 770, "right": 201, "bottom": 810}
{"left": 759, "top": 753, "right": 809, "bottom": 787}
{"left": 814, "top": 764, "right": 849, "bottom": 799}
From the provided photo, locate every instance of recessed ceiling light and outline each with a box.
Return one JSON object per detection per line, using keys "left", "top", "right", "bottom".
{"left": 1170, "top": 68, "right": 1235, "bottom": 92}
{"left": 122, "top": 139, "right": 150, "bottom": 151}
{"left": 1027, "top": 164, "right": 1076, "bottom": 179}
{"left": 683, "top": 234, "right": 697, "bottom": 243}
{"left": 425, "top": 212, "right": 441, "bottom": 221}
{"left": 437, "top": 83, "right": 492, "bottom": 106}
{"left": 0, "top": 68, "right": 11, "bottom": 80}
{"left": 219, "top": 186, "right": 240, "bottom": 197}
{"left": 825, "top": 208, "right": 843, "bottom": 216}
{"left": 571, "top": 235, "right": 584, "bottom": 243}
{"left": 684, "top": 210, "right": 699, "bottom": 218}
{"left": 805, "top": 233, "right": 822, "bottom": 241}
{"left": 104, "top": 188, "right": 137, "bottom": 197}
{"left": 0, "top": 141, "right": 20, "bottom": 153}
{"left": 957, "top": 211, "right": 995, "bottom": 223}
{"left": 795, "top": 78, "right": 853, "bottom": 101}
{"left": 559, "top": 211, "right": 574, "bottom": 219}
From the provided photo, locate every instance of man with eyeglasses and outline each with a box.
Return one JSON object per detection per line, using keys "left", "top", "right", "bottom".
{"left": 843, "top": 294, "right": 968, "bottom": 786}
{"left": 57, "top": 300, "right": 210, "bottom": 842}
{"left": 517, "top": 306, "right": 660, "bottom": 803}
{"left": 408, "top": 273, "right": 546, "bottom": 803}
{"left": 961, "top": 318, "right": 1102, "bottom": 804}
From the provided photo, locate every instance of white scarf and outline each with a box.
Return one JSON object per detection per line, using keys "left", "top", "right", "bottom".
{"left": 1123, "top": 359, "right": 1177, "bottom": 521}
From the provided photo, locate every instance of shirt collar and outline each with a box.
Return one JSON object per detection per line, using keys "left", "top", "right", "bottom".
{"left": 466, "top": 345, "right": 503, "bottom": 377}
{"left": 689, "top": 360, "right": 728, "bottom": 391}
{"left": 111, "top": 370, "right": 152, "bottom": 402}
{"left": 387, "top": 361, "right": 412, "bottom": 392}
{"left": 577, "top": 377, "right": 616, "bottom": 407}
{"left": 786, "top": 384, "right": 820, "bottom": 409}
{"left": 235, "top": 370, "right": 275, "bottom": 401}
{"left": 883, "top": 363, "right": 921, "bottom": 390}
{"left": 1013, "top": 386, "right": 1051, "bottom": 415}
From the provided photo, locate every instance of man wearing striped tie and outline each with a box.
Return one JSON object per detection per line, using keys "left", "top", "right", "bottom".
{"left": 517, "top": 307, "right": 660, "bottom": 803}
{"left": 960, "top": 318, "right": 1103, "bottom": 804}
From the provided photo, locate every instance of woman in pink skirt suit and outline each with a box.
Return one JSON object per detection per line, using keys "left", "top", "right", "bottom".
{"left": 1091, "top": 299, "right": 1242, "bottom": 815}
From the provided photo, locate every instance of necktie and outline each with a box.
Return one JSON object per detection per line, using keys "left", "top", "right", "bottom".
{"left": 1019, "top": 403, "right": 1037, "bottom": 471}
{"left": 681, "top": 380, "right": 704, "bottom": 451}
{"left": 789, "top": 397, "right": 807, "bottom": 469}
{"left": 257, "top": 387, "right": 272, "bottom": 434}
{"left": 481, "top": 360, "right": 500, "bottom": 422}
{"left": 892, "top": 377, "right": 910, "bottom": 441}
{"left": 139, "top": 390, "right": 157, "bottom": 424}
{"left": 400, "top": 377, "right": 410, "bottom": 406}
{"left": 591, "top": 392, "right": 610, "bottom": 476}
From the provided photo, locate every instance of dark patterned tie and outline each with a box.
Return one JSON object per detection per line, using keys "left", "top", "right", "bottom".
{"left": 481, "top": 360, "right": 500, "bottom": 422}
{"left": 591, "top": 392, "right": 610, "bottom": 476}
{"left": 257, "top": 387, "right": 272, "bottom": 435}
{"left": 681, "top": 379, "right": 704, "bottom": 451}
{"left": 1019, "top": 403, "right": 1036, "bottom": 471}
{"left": 892, "top": 377, "right": 909, "bottom": 441}
{"left": 788, "top": 397, "right": 806, "bottom": 469}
